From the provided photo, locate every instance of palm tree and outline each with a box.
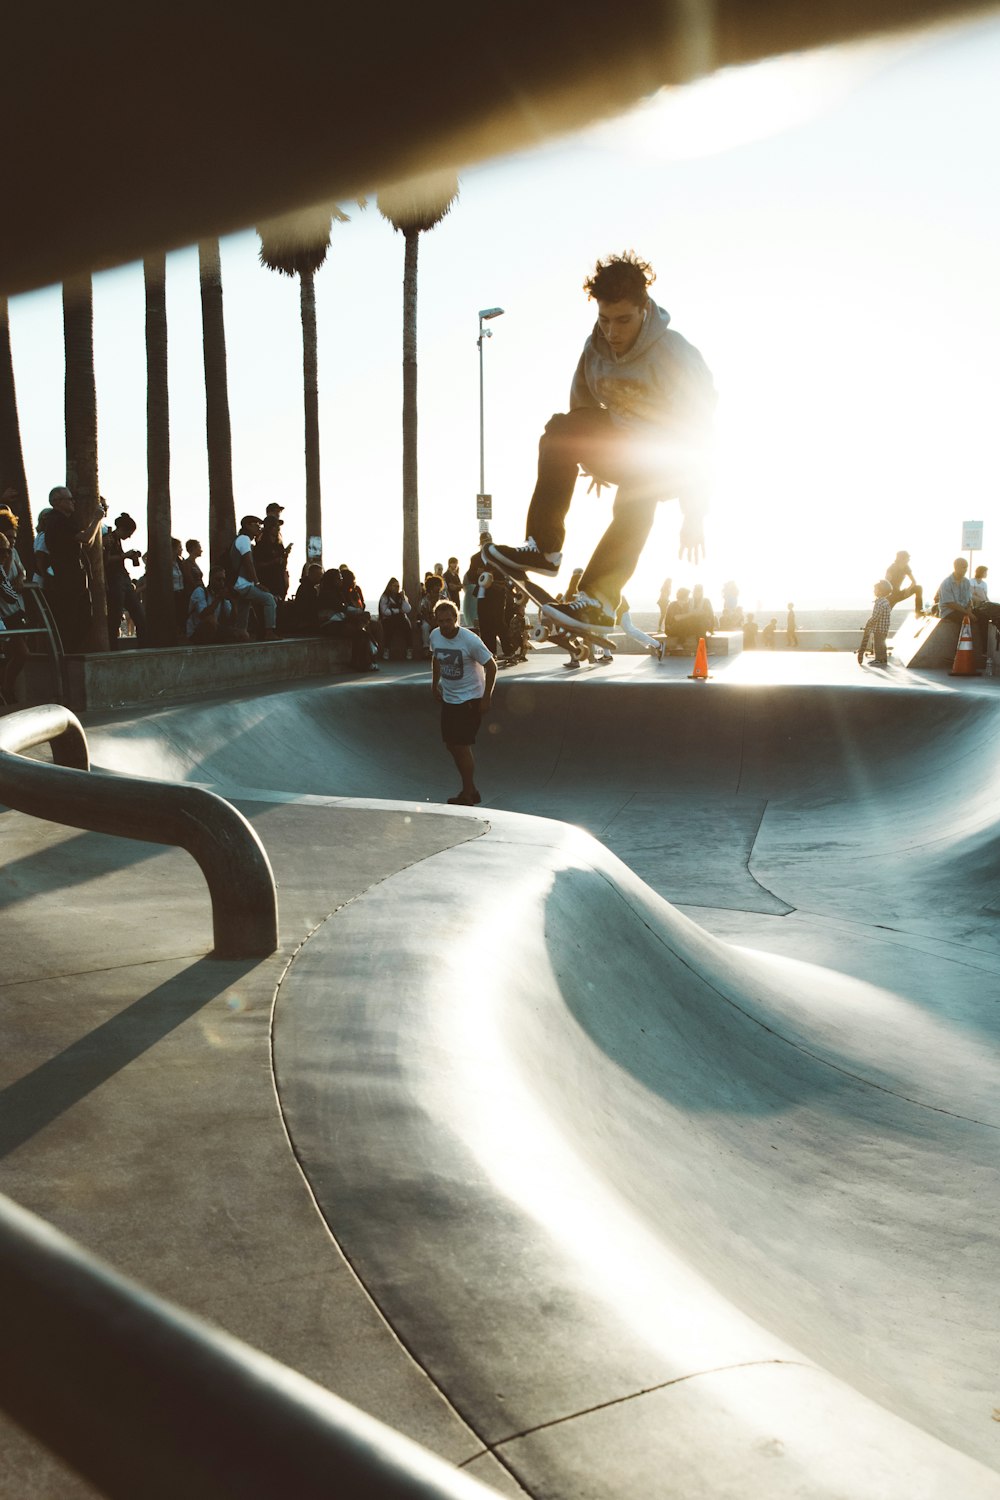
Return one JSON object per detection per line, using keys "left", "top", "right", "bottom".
{"left": 0, "top": 296, "right": 32, "bottom": 568}
{"left": 63, "top": 274, "right": 109, "bottom": 651}
{"left": 198, "top": 239, "right": 237, "bottom": 564}
{"left": 257, "top": 203, "right": 348, "bottom": 563}
{"left": 144, "top": 252, "right": 175, "bottom": 645}
{"left": 377, "top": 170, "right": 459, "bottom": 606}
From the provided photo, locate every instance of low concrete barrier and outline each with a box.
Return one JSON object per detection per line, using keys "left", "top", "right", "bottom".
{"left": 24, "top": 635, "right": 352, "bottom": 712}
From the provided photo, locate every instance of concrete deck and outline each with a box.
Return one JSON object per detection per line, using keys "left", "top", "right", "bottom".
{"left": 3, "top": 648, "right": 1000, "bottom": 1496}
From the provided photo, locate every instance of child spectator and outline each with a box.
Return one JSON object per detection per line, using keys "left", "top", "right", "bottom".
{"left": 858, "top": 579, "right": 893, "bottom": 668}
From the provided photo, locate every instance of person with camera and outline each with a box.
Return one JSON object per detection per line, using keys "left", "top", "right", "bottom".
{"left": 430, "top": 597, "right": 496, "bottom": 806}
{"left": 104, "top": 512, "right": 146, "bottom": 644}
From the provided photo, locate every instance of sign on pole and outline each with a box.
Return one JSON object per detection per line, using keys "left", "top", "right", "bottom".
{"left": 962, "top": 520, "right": 983, "bottom": 552}
{"left": 476, "top": 493, "right": 493, "bottom": 527}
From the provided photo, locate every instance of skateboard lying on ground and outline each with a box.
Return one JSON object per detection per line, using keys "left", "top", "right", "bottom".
{"left": 481, "top": 551, "right": 618, "bottom": 668}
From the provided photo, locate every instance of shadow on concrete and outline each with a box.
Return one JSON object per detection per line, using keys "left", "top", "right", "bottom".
{"left": 0, "top": 957, "right": 259, "bottom": 1159}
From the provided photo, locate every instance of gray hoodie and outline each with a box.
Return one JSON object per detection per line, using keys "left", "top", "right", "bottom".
{"left": 569, "top": 301, "right": 715, "bottom": 439}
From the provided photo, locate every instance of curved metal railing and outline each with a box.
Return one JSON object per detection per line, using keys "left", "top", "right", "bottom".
{"left": 0, "top": 1191, "right": 494, "bottom": 1499}
{"left": 0, "top": 703, "right": 278, "bottom": 958}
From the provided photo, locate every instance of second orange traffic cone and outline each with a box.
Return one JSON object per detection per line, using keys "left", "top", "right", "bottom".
{"left": 688, "top": 636, "right": 710, "bottom": 680}
{"left": 949, "top": 614, "right": 980, "bottom": 676}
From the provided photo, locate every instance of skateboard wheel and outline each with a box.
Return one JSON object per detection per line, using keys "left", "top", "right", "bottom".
{"left": 530, "top": 624, "right": 549, "bottom": 642}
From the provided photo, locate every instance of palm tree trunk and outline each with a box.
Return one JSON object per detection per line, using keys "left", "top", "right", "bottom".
{"left": 300, "top": 267, "right": 322, "bottom": 561}
{"left": 63, "top": 275, "right": 108, "bottom": 652}
{"left": 0, "top": 296, "right": 32, "bottom": 568}
{"left": 144, "top": 253, "right": 175, "bottom": 646}
{"left": 400, "top": 228, "right": 419, "bottom": 606}
{"left": 198, "top": 239, "right": 236, "bottom": 565}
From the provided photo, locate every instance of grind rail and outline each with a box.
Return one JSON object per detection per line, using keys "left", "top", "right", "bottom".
{"left": 0, "top": 703, "right": 277, "bottom": 957}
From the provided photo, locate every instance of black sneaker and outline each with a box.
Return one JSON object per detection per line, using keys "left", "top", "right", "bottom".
{"left": 542, "top": 593, "right": 615, "bottom": 635}
{"left": 483, "top": 537, "right": 561, "bottom": 577}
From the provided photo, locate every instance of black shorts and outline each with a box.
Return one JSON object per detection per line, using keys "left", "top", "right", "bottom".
{"left": 441, "top": 698, "right": 482, "bottom": 746}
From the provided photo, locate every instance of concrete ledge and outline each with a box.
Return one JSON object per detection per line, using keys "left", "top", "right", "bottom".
{"left": 41, "top": 637, "right": 353, "bottom": 713}
{"left": 890, "top": 613, "right": 961, "bottom": 669}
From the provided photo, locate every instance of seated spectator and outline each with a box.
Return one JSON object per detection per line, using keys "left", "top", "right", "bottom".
{"left": 187, "top": 564, "right": 240, "bottom": 643}
{"left": 935, "top": 557, "right": 983, "bottom": 649}
{"left": 885, "top": 550, "right": 923, "bottom": 614}
{"left": 226, "top": 516, "right": 278, "bottom": 638}
{"left": 289, "top": 562, "right": 323, "bottom": 633}
{"left": 665, "top": 587, "right": 711, "bottom": 646}
{"left": 253, "top": 513, "right": 291, "bottom": 599}
{"left": 104, "top": 512, "right": 146, "bottom": 645}
{"left": 969, "top": 565, "right": 1000, "bottom": 645}
{"left": 417, "top": 574, "right": 446, "bottom": 657}
{"left": 0, "top": 512, "right": 29, "bottom": 704}
{"left": 761, "top": 617, "right": 778, "bottom": 648}
{"left": 378, "top": 577, "right": 414, "bottom": 659}
{"left": 318, "top": 567, "right": 377, "bottom": 670}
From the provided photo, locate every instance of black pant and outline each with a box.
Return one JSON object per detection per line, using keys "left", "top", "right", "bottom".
{"left": 524, "top": 407, "right": 705, "bottom": 607}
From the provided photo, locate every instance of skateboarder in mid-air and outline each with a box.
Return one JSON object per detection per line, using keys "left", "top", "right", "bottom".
{"left": 484, "top": 250, "right": 715, "bottom": 636}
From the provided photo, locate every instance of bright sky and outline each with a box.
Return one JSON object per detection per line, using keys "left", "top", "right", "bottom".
{"left": 8, "top": 11, "right": 1000, "bottom": 612}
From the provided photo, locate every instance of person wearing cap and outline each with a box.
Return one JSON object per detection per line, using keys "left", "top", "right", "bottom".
{"left": 253, "top": 512, "right": 291, "bottom": 600}
{"left": 227, "top": 516, "right": 277, "bottom": 637}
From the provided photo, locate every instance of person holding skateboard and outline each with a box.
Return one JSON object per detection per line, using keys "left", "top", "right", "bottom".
{"left": 430, "top": 598, "right": 497, "bottom": 806}
{"left": 485, "top": 250, "right": 715, "bottom": 635}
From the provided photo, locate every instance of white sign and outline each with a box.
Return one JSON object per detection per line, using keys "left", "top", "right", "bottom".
{"left": 962, "top": 520, "right": 983, "bottom": 551}
{"left": 476, "top": 493, "right": 492, "bottom": 520}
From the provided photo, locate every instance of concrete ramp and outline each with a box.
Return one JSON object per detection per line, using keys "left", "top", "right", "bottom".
{"left": 72, "top": 662, "right": 1000, "bottom": 1496}
{"left": 273, "top": 814, "right": 1000, "bottom": 1496}
{"left": 890, "top": 611, "right": 961, "bottom": 668}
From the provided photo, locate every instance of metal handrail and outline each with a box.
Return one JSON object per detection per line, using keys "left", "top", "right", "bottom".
{"left": 0, "top": 704, "right": 278, "bottom": 958}
{"left": 0, "top": 1192, "right": 494, "bottom": 1499}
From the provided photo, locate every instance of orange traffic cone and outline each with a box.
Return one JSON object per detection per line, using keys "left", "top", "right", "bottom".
{"left": 688, "top": 636, "right": 711, "bottom": 680}
{"left": 949, "top": 614, "right": 980, "bottom": 676}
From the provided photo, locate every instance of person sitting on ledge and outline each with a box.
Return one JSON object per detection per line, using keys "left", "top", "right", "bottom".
{"left": 187, "top": 563, "right": 240, "bottom": 644}
{"left": 227, "top": 516, "right": 277, "bottom": 639}
{"left": 934, "top": 557, "right": 990, "bottom": 653}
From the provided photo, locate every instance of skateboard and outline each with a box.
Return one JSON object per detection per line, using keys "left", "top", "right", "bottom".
{"left": 480, "top": 549, "right": 617, "bottom": 668}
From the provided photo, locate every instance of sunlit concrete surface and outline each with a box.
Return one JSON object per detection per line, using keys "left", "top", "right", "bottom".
{"left": 3, "top": 649, "right": 1000, "bottom": 1496}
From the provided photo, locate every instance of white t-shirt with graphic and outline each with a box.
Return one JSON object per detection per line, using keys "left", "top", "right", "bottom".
{"left": 430, "top": 625, "right": 493, "bottom": 703}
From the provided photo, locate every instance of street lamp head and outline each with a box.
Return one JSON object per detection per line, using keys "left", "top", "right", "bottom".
{"left": 478, "top": 307, "right": 504, "bottom": 320}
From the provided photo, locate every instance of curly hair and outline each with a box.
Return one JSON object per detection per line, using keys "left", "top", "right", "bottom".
{"left": 0, "top": 506, "right": 18, "bottom": 534}
{"left": 583, "top": 251, "right": 655, "bottom": 305}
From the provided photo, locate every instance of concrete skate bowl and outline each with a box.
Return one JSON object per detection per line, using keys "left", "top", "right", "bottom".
{"left": 85, "top": 675, "right": 1000, "bottom": 1496}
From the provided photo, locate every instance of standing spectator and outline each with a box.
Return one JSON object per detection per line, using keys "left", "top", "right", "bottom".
{"left": 227, "top": 516, "right": 278, "bottom": 638}
{"left": 475, "top": 568, "right": 509, "bottom": 656}
{"left": 103, "top": 513, "right": 146, "bottom": 644}
{"left": 43, "top": 486, "right": 102, "bottom": 651}
{"left": 690, "top": 583, "right": 715, "bottom": 635}
{"left": 720, "top": 579, "right": 742, "bottom": 627}
{"left": 742, "top": 613, "right": 758, "bottom": 648}
{"left": 171, "top": 537, "right": 188, "bottom": 633}
{"left": 786, "top": 601, "right": 798, "bottom": 647}
{"left": 858, "top": 579, "right": 893, "bottom": 668}
{"left": 657, "top": 577, "right": 672, "bottom": 634}
{"left": 0, "top": 520, "right": 29, "bottom": 704}
{"left": 181, "top": 539, "right": 205, "bottom": 595}
{"left": 462, "top": 543, "right": 486, "bottom": 630}
{"left": 884, "top": 550, "right": 923, "bottom": 614}
{"left": 429, "top": 597, "right": 496, "bottom": 806}
{"left": 253, "top": 513, "right": 291, "bottom": 599}
{"left": 442, "top": 557, "right": 463, "bottom": 605}
{"left": 378, "top": 577, "right": 414, "bottom": 660}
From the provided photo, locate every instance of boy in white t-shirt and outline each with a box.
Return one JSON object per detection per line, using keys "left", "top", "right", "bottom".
{"left": 430, "top": 598, "right": 496, "bottom": 806}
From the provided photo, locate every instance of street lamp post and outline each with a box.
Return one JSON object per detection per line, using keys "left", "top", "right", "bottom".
{"left": 477, "top": 307, "right": 504, "bottom": 526}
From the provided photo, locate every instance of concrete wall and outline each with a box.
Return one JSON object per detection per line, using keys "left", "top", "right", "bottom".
{"left": 26, "top": 637, "right": 353, "bottom": 713}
